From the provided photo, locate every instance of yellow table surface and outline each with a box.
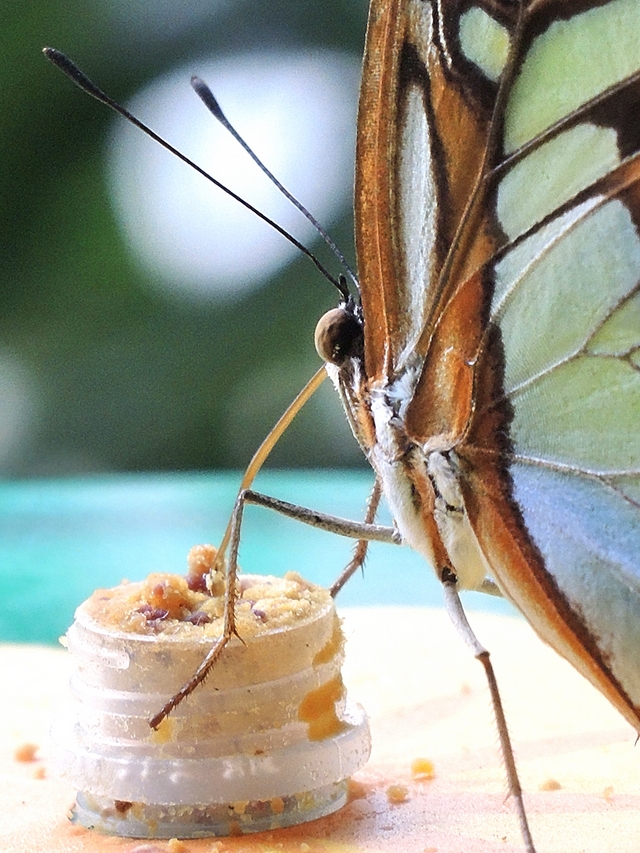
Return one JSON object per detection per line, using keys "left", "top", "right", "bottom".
{"left": 2, "top": 606, "right": 639, "bottom": 853}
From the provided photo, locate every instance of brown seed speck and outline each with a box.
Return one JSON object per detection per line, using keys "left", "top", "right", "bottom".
{"left": 185, "top": 610, "right": 211, "bottom": 625}
{"left": 137, "top": 604, "right": 170, "bottom": 622}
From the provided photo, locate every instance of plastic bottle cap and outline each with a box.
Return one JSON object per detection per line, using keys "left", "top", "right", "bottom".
{"left": 51, "top": 573, "right": 371, "bottom": 837}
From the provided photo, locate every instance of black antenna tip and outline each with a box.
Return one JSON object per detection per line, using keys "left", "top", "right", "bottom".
{"left": 43, "top": 46, "right": 112, "bottom": 107}
{"left": 191, "top": 76, "right": 226, "bottom": 123}
{"left": 43, "top": 47, "right": 83, "bottom": 84}
{"left": 43, "top": 46, "right": 66, "bottom": 66}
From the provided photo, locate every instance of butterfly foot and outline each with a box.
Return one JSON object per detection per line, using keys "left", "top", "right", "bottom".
{"left": 440, "top": 565, "right": 458, "bottom": 586}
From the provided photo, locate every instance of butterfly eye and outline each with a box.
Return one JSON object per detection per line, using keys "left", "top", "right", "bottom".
{"left": 314, "top": 306, "right": 363, "bottom": 366}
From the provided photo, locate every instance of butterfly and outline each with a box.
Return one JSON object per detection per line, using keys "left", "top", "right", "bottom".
{"left": 344, "top": 0, "right": 640, "bottom": 728}
{"left": 44, "top": 0, "right": 640, "bottom": 849}
{"left": 315, "top": 0, "right": 640, "bottom": 845}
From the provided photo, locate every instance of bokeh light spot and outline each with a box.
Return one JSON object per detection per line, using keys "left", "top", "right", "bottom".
{"left": 108, "top": 50, "right": 360, "bottom": 301}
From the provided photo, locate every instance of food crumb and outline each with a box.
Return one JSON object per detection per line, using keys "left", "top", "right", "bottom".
{"left": 539, "top": 778, "right": 561, "bottom": 792}
{"left": 32, "top": 765, "right": 46, "bottom": 780}
{"left": 82, "top": 568, "right": 332, "bottom": 641}
{"left": 186, "top": 544, "right": 224, "bottom": 595}
{"left": 270, "top": 796, "right": 285, "bottom": 815}
{"left": 168, "top": 839, "right": 189, "bottom": 853}
{"left": 347, "top": 778, "right": 368, "bottom": 800}
{"left": 386, "top": 783, "right": 409, "bottom": 804}
{"left": 151, "top": 716, "right": 175, "bottom": 745}
{"left": 14, "top": 742, "right": 39, "bottom": 762}
{"left": 411, "top": 758, "right": 436, "bottom": 781}
{"left": 300, "top": 844, "right": 312, "bottom": 853}
{"left": 602, "top": 785, "right": 615, "bottom": 801}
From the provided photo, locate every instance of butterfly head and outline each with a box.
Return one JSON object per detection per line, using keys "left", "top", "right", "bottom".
{"left": 314, "top": 296, "right": 363, "bottom": 367}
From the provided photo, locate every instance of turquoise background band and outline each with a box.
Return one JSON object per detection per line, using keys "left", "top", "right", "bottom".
{"left": 0, "top": 470, "right": 517, "bottom": 644}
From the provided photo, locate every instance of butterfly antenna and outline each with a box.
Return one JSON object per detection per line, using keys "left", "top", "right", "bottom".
{"left": 191, "top": 74, "right": 359, "bottom": 296}
{"left": 42, "top": 47, "right": 349, "bottom": 299}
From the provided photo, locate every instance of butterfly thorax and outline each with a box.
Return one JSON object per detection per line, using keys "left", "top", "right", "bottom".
{"left": 316, "top": 303, "right": 491, "bottom": 592}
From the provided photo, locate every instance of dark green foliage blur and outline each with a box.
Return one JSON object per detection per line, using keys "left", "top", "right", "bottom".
{"left": 4, "top": 0, "right": 369, "bottom": 476}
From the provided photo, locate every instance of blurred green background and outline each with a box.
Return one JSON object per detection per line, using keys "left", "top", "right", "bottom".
{"left": 4, "top": 0, "right": 370, "bottom": 477}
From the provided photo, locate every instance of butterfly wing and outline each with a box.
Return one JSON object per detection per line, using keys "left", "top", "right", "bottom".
{"left": 458, "top": 0, "right": 640, "bottom": 729}
{"left": 351, "top": 0, "right": 640, "bottom": 731}
{"left": 354, "top": 0, "right": 502, "bottom": 384}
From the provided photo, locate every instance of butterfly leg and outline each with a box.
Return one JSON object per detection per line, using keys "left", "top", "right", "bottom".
{"left": 242, "top": 482, "right": 389, "bottom": 598}
{"left": 234, "top": 483, "right": 396, "bottom": 598}
{"left": 150, "top": 483, "right": 400, "bottom": 727}
{"left": 441, "top": 567, "right": 536, "bottom": 853}
{"left": 149, "top": 485, "right": 251, "bottom": 728}
{"left": 329, "top": 478, "right": 383, "bottom": 597}
{"left": 237, "top": 486, "right": 399, "bottom": 544}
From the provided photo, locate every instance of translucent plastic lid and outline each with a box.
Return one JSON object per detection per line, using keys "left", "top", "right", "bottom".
{"left": 52, "top": 573, "right": 371, "bottom": 837}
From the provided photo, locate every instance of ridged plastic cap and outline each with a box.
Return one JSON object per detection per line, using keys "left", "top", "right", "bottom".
{"left": 51, "top": 574, "right": 371, "bottom": 837}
